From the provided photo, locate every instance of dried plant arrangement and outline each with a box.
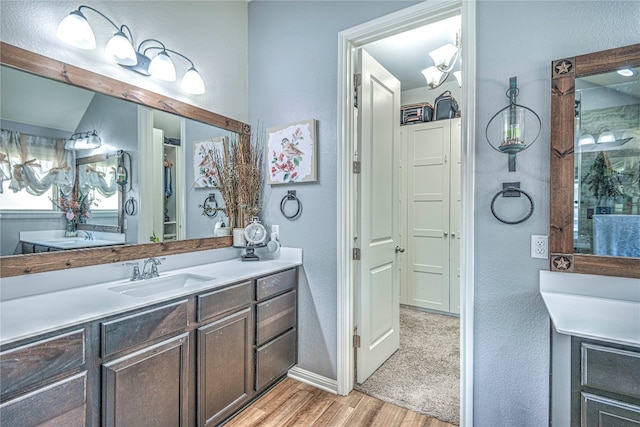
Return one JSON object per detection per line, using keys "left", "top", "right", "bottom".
{"left": 234, "top": 125, "right": 264, "bottom": 225}
{"left": 211, "top": 140, "right": 238, "bottom": 228}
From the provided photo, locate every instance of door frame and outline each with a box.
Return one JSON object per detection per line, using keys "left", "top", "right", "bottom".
{"left": 336, "top": 1, "right": 476, "bottom": 426}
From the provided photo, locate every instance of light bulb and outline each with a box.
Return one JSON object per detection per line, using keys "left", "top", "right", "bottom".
{"left": 148, "top": 51, "right": 176, "bottom": 81}
{"left": 56, "top": 10, "right": 96, "bottom": 50}
{"left": 181, "top": 67, "right": 206, "bottom": 94}
{"left": 105, "top": 31, "right": 137, "bottom": 66}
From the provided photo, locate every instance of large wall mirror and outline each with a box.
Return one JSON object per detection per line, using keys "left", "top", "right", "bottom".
{"left": 550, "top": 43, "right": 640, "bottom": 278}
{"left": 0, "top": 42, "right": 244, "bottom": 277}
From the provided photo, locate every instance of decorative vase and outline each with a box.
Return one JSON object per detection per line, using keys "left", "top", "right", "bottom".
{"left": 233, "top": 228, "right": 246, "bottom": 246}
{"left": 65, "top": 221, "right": 77, "bottom": 237}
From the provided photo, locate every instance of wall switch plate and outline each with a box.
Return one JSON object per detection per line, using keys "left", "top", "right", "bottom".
{"left": 531, "top": 235, "right": 548, "bottom": 259}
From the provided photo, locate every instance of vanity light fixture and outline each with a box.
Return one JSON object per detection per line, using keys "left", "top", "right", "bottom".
{"left": 421, "top": 34, "right": 461, "bottom": 90}
{"left": 65, "top": 130, "right": 101, "bottom": 150}
{"left": 56, "top": 6, "right": 206, "bottom": 95}
{"left": 617, "top": 68, "right": 636, "bottom": 77}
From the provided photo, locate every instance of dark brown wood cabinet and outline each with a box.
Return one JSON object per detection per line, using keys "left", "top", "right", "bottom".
{"left": 102, "top": 333, "right": 190, "bottom": 427}
{"left": 0, "top": 328, "right": 89, "bottom": 427}
{"left": 197, "top": 307, "right": 253, "bottom": 426}
{"left": 0, "top": 266, "right": 298, "bottom": 427}
{"left": 572, "top": 337, "right": 640, "bottom": 427}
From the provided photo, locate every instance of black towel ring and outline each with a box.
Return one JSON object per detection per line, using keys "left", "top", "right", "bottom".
{"left": 200, "top": 193, "right": 219, "bottom": 218}
{"left": 124, "top": 196, "right": 137, "bottom": 216}
{"left": 280, "top": 190, "right": 302, "bottom": 220}
{"left": 490, "top": 186, "right": 534, "bottom": 225}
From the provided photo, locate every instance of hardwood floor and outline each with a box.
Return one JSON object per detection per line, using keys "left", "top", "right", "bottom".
{"left": 225, "top": 378, "right": 457, "bottom": 427}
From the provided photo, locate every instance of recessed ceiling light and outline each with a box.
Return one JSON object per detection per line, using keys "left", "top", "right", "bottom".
{"left": 617, "top": 68, "right": 636, "bottom": 77}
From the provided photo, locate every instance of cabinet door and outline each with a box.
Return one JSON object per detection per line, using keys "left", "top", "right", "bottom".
{"left": 582, "top": 393, "right": 640, "bottom": 427}
{"left": 102, "top": 333, "right": 189, "bottom": 427}
{"left": 197, "top": 307, "right": 253, "bottom": 427}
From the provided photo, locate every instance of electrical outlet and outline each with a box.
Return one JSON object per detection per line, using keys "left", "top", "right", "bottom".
{"left": 531, "top": 235, "right": 548, "bottom": 259}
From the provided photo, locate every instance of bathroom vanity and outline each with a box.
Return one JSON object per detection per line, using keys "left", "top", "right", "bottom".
{"left": 0, "top": 257, "right": 299, "bottom": 427}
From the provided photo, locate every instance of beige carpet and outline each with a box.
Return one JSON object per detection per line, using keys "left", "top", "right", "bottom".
{"left": 355, "top": 307, "right": 460, "bottom": 425}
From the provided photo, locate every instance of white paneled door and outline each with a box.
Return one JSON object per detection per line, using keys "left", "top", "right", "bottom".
{"left": 356, "top": 49, "right": 401, "bottom": 384}
{"left": 404, "top": 119, "right": 460, "bottom": 314}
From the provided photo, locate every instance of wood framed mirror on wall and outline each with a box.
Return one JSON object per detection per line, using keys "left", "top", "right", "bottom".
{"left": 0, "top": 42, "right": 248, "bottom": 278}
{"left": 550, "top": 43, "right": 640, "bottom": 278}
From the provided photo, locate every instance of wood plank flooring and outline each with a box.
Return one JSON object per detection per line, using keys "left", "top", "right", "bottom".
{"left": 225, "top": 378, "right": 457, "bottom": 427}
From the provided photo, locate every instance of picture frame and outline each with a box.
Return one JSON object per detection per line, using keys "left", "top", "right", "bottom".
{"left": 193, "top": 136, "right": 227, "bottom": 188}
{"left": 266, "top": 119, "right": 317, "bottom": 184}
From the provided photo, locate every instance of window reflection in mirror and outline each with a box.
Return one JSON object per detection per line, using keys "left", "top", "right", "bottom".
{"left": 77, "top": 155, "right": 119, "bottom": 227}
{"left": 574, "top": 69, "right": 640, "bottom": 257}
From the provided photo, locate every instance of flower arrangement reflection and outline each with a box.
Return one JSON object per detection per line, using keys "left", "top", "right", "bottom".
{"left": 51, "top": 193, "right": 98, "bottom": 236}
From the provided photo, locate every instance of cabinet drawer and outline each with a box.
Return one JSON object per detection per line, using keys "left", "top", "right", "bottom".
{"left": 582, "top": 392, "right": 640, "bottom": 427}
{"left": 256, "top": 268, "right": 297, "bottom": 301}
{"left": 582, "top": 343, "right": 640, "bottom": 399}
{"left": 0, "top": 371, "right": 87, "bottom": 427}
{"left": 197, "top": 280, "right": 252, "bottom": 323}
{"left": 101, "top": 300, "right": 188, "bottom": 357}
{"left": 255, "top": 328, "right": 296, "bottom": 391}
{"left": 0, "top": 329, "right": 85, "bottom": 400}
{"left": 256, "top": 290, "right": 296, "bottom": 346}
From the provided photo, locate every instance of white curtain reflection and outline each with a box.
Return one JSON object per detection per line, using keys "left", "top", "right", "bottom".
{"left": 0, "top": 129, "right": 76, "bottom": 196}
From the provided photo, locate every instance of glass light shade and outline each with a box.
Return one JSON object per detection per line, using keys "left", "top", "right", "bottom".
{"left": 148, "top": 51, "right": 176, "bottom": 81}
{"left": 181, "top": 67, "right": 206, "bottom": 94}
{"left": 501, "top": 107, "right": 526, "bottom": 146}
{"left": 65, "top": 133, "right": 101, "bottom": 150}
{"left": 597, "top": 131, "right": 616, "bottom": 144}
{"left": 56, "top": 10, "right": 96, "bottom": 50}
{"left": 421, "top": 66, "right": 444, "bottom": 87}
{"left": 617, "top": 68, "right": 635, "bottom": 77}
{"left": 428, "top": 43, "right": 458, "bottom": 70}
{"left": 105, "top": 32, "right": 137, "bottom": 66}
{"left": 453, "top": 70, "right": 462, "bottom": 87}
{"left": 578, "top": 134, "right": 595, "bottom": 146}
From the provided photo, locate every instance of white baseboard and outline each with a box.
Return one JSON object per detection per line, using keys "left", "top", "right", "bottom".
{"left": 288, "top": 367, "right": 338, "bottom": 395}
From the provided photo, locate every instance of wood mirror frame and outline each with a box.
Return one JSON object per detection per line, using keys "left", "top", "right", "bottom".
{"left": 0, "top": 42, "right": 244, "bottom": 278}
{"left": 550, "top": 43, "right": 640, "bottom": 279}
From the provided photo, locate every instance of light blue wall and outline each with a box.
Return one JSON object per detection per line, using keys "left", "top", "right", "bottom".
{"left": 249, "top": 0, "right": 640, "bottom": 426}
{"left": 248, "top": 0, "right": 420, "bottom": 381}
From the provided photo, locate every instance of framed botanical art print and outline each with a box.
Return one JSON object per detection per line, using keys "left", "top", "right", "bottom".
{"left": 267, "top": 119, "right": 317, "bottom": 184}
{"left": 193, "top": 136, "right": 227, "bottom": 188}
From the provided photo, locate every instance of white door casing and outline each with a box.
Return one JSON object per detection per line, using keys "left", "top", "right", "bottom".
{"left": 356, "top": 49, "right": 401, "bottom": 384}
{"left": 337, "top": 2, "right": 475, "bottom": 425}
{"left": 450, "top": 118, "right": 461, "bottom": 314}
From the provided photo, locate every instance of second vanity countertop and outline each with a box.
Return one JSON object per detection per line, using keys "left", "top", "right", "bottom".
{"left": 0, "top": 249, "right": 302, "bottom": 347}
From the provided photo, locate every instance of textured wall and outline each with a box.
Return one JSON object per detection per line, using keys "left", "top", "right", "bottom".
{"left": 474, "top": 1, "right": 640, "bottom": 426}
{"left": 248, "top": 0, "right": 419, "bottom": 380}
{"left": 0, "top": 1, "right": 249, "bottom": 122}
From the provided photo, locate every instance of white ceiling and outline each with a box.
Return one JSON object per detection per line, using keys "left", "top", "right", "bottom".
{"left": 1, "top": 66, "right": 95, "bottom": 133}
{"left": 364, "top": 15, "right": 461, "bottom": 91}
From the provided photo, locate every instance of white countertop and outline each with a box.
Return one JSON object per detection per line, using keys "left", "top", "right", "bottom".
{"left": 540, "top": 270, "right": 640, "bottom": 347}
{"left": 20, "top": 230, "right": 126, "bottom": 250}
{"left": 0, "top": 249, "right": 301, "bottom": 346}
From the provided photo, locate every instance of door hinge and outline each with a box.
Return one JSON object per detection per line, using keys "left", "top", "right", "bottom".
{"left": 353, "top": 334, "right": 361, "bottom": 348}
{"left": 354, "top": 73, "right": 362, "bottom": 88}
{"left": 352, "top": 247, "right": 361, "bottom": 260}
{"left": 353, "top": 161, "right": 361, "bottom": 174}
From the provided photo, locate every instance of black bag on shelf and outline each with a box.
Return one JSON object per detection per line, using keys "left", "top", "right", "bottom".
{"left": 400, "top": 102, "right": 434, "bottom": 125}
{"left": 434, "top": 90, "right": 460, "bottom": 120}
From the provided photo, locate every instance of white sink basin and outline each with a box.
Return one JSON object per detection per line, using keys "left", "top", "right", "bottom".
{"left": 109, "top": 273, "right": 215, "bottom": 297}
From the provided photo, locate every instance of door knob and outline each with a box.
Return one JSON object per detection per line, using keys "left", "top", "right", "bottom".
{"left": 395, "top": 246, "right": 405, "bottom": 253}
{"left": 451, "top": 232, "right": 456, "bottom": 237}
{"left": 444, "top": 232, "right": 448, "bottom": 237}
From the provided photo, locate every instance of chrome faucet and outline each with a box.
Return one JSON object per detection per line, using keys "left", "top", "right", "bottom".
{"left": 125, "top": 262, "right": 141, "bottom": 281}
{"left": 83, "top": 231, "right": 95, "bottom": 240}
{"left": 142, "top": 257, "right": 162, "bottom": 279}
